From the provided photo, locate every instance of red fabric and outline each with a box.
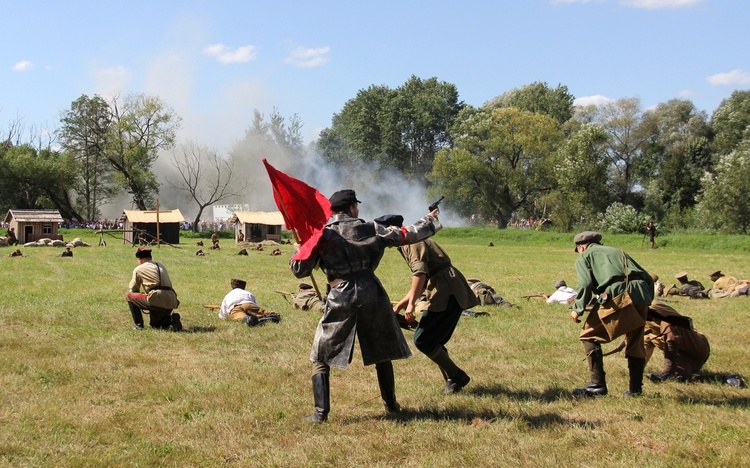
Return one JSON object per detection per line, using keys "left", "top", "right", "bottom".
{"left": 262, "top": 159, "right": 332, "bottom": 261}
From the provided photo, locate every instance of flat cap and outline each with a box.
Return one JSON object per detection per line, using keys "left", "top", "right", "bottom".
{"left": 675, "top": 271, "right": 688, "bottom": 281}
{"left": 231, "top": 278, "right": 247, "bottom": 290}
{"left": 374, "top": 214, "right": 403, "bottom": 228}
{"left": 329, "top": 189, "right": 361, "bottom": 210}
{"left": 299, "top": 283, "right": 313, "bottom": 290}
{"left": 554, "top": 279, "right": 566, "bottom": 289}
{"left": 573, "top": 231, "right": 602, "bottom": 251}
{"left": 709, "top": 270, "right": 723, "bottom": 278}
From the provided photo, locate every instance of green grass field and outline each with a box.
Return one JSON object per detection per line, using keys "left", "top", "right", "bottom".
{"left": 1, "top": 228, "right": 748, "bottom": 466}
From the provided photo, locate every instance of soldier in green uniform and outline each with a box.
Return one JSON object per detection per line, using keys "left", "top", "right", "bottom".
{"left": 293, "top": 283, "right": 325, "bottom": 313}
{"left": 569, "top": 231, "right": 654, "bottom": 397}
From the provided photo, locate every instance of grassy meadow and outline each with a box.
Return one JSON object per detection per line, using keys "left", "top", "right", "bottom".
{"left": 1, "top": 227, "right": 749, "bottom": 466}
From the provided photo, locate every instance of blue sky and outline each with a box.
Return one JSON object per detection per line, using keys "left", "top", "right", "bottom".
{"left": 2, "top": 0, "right": 748, "bottom": 151}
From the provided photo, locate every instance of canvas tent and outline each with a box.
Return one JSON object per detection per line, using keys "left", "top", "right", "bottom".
{"left": 121, "top": 209, "right": 185, "bottom": 245}
{"left": 229, "top": 211, "right": 284, "bottom": 243}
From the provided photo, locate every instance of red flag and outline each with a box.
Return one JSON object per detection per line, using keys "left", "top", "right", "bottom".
{"left": 263, "top": 159, "right": 331, "bottom": 260}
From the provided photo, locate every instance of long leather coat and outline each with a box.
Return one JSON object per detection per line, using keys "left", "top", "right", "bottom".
{"left": 291, "top": 213, "right": 441, "bottom": 369}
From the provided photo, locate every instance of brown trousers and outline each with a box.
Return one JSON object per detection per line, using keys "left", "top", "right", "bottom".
{"left": 580, "top": 303, "right": 648, "bottom": 359}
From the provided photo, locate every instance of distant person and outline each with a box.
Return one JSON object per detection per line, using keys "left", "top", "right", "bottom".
{"left": 237, "top": 230, "right": 244, "bottom": 242}
{"left": 211, "top": 231, "right": 220, "bottom": 250}
{"left": 666, "top": 272, "right": 708, "bottom": 299}
{"left": 467, "top": 278, "right": 513, "bottom": 308}
{"left": 645, "top": 220, "right": 656, "bottom": 250}
{"left": 651, "top": 273, "right": 666, "bottom": 297}
{"left": 219, "top": 278, "right": 280, "bottom": 327}
{"left": 195, "top": 249, "right": 205, "bottom": 256}
{"left": 292, "top": 283, "right": 325, "bottom": 313}
{"left": 125, "top": 248, "right": 182, "bottom": 331}
{"left": 6, "top": 227, "right": 18, "bottom": 246}
{"left": 60, "top": 247, "right": 73, "bottom": 257}
{"left": 544, "top": 279, "right": 577, "bottom": 305}
{"left": 9, "top": 249, "right": 24, "bottom": 257}
{"left": 707, "top": 270, "right": 749, "bottom": 298}
{"left": 238, "top": 248, "right": 248, "bottom": 256}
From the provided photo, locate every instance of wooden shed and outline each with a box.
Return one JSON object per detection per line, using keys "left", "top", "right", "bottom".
{"left": 4, "top": 209, "right": 64, "bottom": 244}
{"left": 229, "top": 211, "right": 285, "bottom": 243}
{"left": 122, "top": 209, "right": 185, "bottom": 245}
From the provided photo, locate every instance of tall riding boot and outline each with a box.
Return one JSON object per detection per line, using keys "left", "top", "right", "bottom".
{"left": 375, "top": 361, "right": 400, "bottom": 413}
{"left": 625, "top": 357, "right": 646, "bottom": 397}
{"left": 425, "top": 346, "right": 470, "bottom": 394}
{"left": 573, "top": 341, "right": 608, "bottom": 397}
{"left": 128, "top": 303, "right": 144, "bottom": 330}
{"left": 305, "top": 372, "right": 330, "bottom": 423}
{"left": 647, "top": 342, "right": 677, "bottom": 383}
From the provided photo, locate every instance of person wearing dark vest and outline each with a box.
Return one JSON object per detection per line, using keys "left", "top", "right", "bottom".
{"left": 126, "top": 248, "right": 181, "bottom": 331}
{"left": 570, "top": 231, "right": 654, "bottom": 397}
{"left": 291, "top": 190, "right": 440, "bottom": 423}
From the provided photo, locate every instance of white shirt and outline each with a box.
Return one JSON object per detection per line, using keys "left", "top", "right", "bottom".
{"left": 219, "top": 288, "right": 257, "bottom": 319}
{"left": 546, "top": 286, "right": 577, "bottom": 305}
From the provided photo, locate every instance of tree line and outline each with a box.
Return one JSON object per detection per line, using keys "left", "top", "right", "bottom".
{"left": 2, "top": 77, "right": 750, "bottom": 234}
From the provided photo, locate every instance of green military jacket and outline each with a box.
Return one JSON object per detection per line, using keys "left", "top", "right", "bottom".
{"left": 573, "top": 243, "right": 654, "bottom": 315}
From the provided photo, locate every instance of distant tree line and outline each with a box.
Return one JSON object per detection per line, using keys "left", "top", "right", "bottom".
{"left": 2, "top": 77, "right": 750, "bottom": 234}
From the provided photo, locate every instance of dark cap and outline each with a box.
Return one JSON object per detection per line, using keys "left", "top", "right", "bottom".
{"left": 709, "top": 270, "right": 723, "bottom": 279}
{"left": 299, "top": 283, "right": 313, "bottom": 290}
{"left": 650, "top": 273, "right": 659, "bottom": 282}
{"left": 231, "top": 278, "right": 247, "bottom": 290}
{"left": 329, "top": 189, "right": 361, "bottom": 210}
{"left": 675, "top": 271, "right": 688, "bottom": 281}
{"left": 573, "top": 231, "right": 602, "bottom": 251}
{"left": 374, "top": 214, "right": 403, "bottom": 228}
{"left": 554, "top": 279, "right": 566, "bottom": 289}
{"left": 135, "top": 247, "right": 152, "bottom": 259}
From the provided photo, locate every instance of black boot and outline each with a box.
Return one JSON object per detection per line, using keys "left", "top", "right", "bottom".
{"left": 573, "top": 342, "right": 608, "bottom": 397}
{"left": 376, "top": 362, "right": 400, "bottom": 413}
{"left": 625, "top": 357, "right": 646, "bottom": 397}
{"left": 129, "top": 303, "right": 144, "bottom": 330}
{"left": 171, "top": 313, "right": 183, "bottom": 332}
{"left": 305, "top": 372, "right": 329, "bottom": 423}
{"left": 647, "top": 342, "right": 677, "bottom": 383}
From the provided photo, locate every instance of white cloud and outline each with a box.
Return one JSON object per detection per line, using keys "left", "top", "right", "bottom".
{"left": 550, "top": 0, "right": 601, "bottom": 4}
{"left": 202, "top": 43, "right": 258, "bottom": 64}
{"left": 11, "top": 60, "right": 34, "bottom": 72}
{"left": 620, "top": 0, "right": 703, "bottom": 9}
{"left": 574, "top": 94, "right": 614, "bottom": 107}
{"left": 706, "top": 69, "right": 750, "bottom": 86}
{"left": 284, "top": 46, "right": 331, "bottom": 68}
{"left": 677, "top": 88, "right": 697, "bottom": 99}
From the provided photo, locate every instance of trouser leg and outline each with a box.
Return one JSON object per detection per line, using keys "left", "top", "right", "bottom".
{"left": 426, "top": 346, "right": 470, "bottom": 394}
{"left": 305, "top": 362, "right": 330, "bottom": 423}
{"left": 375, "top": 361, "right": 400, "bottom": 413}
{"left": 128, "top": 302, "right": 144, "bottom": 329}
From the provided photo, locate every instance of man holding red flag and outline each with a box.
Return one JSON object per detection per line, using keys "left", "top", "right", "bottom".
{"left": 291, "top": 189, "right": 441, "bottom": 423}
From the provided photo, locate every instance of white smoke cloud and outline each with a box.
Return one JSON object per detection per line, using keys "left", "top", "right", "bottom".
{"left": 93, "top": 65, "right": 133, "bottom": 98}
{"left": 620, "top": 0, "right": 702, "bottom": 8}
{"left": 574, "top": 94, "right": 614, "bottom": 107}
{"left": 202, "top": 43, "right": 258, "bottom": 64}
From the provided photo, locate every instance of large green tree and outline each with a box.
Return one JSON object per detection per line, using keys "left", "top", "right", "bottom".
{"left": 486, "top": 81, "right": 574, "bottom": 126}
{"left": 711, "top": 89, "right": 750, "bottom": 156}
{"left": 429, "top": 107, "right": 563, "bottom": 228}
{"left": 107, "top": 93, "right": 181, "bottom": 210}
{"left": 318, "top": 76, "right": 463, "bottom": 182}
{"left": 696, "top": 140, "right": 750, "bottom": 233}
{"left": 58, "top": 94, "right": 118, "bottom": 220}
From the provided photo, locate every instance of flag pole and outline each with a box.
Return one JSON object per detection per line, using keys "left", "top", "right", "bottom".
{"left": 272, "top": 186, "right": 325, "bottom": 301}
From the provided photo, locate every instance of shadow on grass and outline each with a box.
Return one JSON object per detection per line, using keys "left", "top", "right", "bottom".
{"left": 467, "top": 382, "right": 570, "bottom": 403}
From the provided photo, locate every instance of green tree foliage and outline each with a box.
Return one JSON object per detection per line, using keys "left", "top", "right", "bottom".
{"left": 546, "top": 124, "right": 611, "bottom": 230}
{"left": 107, "top": 93, "right": 181, "bottom": 210}
{"left": 577, "top": 97, "right": 656, "bottom": 206}
{"left": 59, "top": 94, "right": 118, "bottom": 220}
{"left": 318, "top": 76, "right": 463, "bottom": 182}
{"left": 641, "top": 99, "right": 712, "bottom": 217}
{"left": 429, "top": 107, "right": 563, "bottom": 228}
{"left": 711, "top": 89, "right": 750, "bottom": 156}
{"left": 696, "top": 140, "right": 750, "bottom": 234}
{"left": 0, "top": 144, "right": 80, "bottom": 219}
{"left": 486, "top": 81, "right": 574, "bottom": 125}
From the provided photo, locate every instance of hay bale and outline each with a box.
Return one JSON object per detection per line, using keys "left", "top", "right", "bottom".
{"left": 51, "top": 240, "right": 66, "bottom": 247}
{"left": 0, "top": 237, "right": 7, "bottom": 247}
{"left": 23, "top": 241, "right": 38, "bottom": 247}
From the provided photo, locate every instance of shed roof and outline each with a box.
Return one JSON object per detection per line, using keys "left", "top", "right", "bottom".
{"left": 230, "top": 211, "right": 285, "bottom": 226}
{"left": 5, "top": 209, "right": 64, "bottom": 223}
{"left": 122, "top": 209, "right": 185, "bottom": 223}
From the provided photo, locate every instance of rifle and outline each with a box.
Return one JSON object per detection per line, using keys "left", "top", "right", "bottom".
{"left": 522, "top": 294, "right": 547, "bottom": 301}
{"left": 202, "top": 304, "right": 220, "bottom": 310}
{"left": 428, "top": 196, "right": 444, "bottom": 212}
{"left": 274, "top": 290, "right": 294, "bottom": 304}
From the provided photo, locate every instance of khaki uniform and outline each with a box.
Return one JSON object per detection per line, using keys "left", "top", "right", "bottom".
{"left": 645, "top": 302, "right": 710, "bottom": 379}
{"left": 126, "top": 260, "right": 180, "bottom": 329}
{"left": 293, "top": 290, "right": 325, "bottom": 313}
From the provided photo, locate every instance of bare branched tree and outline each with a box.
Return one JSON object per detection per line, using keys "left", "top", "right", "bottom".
{"left": 167, "top": 141, "right": 247, "bottom": 231}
